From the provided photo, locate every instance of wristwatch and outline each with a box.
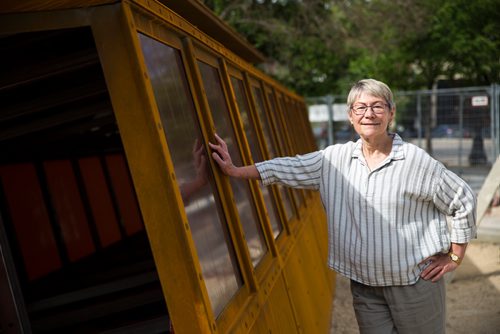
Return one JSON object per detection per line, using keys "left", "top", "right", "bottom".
{"left": 448, "top": 252, "right": 462, "bottom": 265}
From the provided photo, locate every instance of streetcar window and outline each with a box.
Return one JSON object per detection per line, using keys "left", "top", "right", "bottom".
{"left": 139, "top": 34, "right": 242, "bottom": 316}
{"left": 197, "top": 60, "right": 267, "bottom": 267}
{"left": 251, "top": 87, "right": 277, "bottom": 157}
{"left": 252, "top": 86, "right": 295, "bottom": 223}
{"left": 277, "top": 94, "right": 305, "bottom": 207}
{"left": 230, "top": 76, "right": 281, "bottom": 241}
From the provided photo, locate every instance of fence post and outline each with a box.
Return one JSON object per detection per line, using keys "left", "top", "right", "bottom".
{"left": 326, "top": 95, "right": 335, "bottom": 146}
{"left": 469, "top": 93, "right": 488, "bottom": 165}
{"left": 416, "top": 92, "right": 422, "bottom": 148}
{"left": 496, "top": 84, "right": 500, "bottom": 159}
{"left": 491, "top": 83, "right": 500, "bottom": 159}
{"left": 458, "top": 94, "right": 464, "bottom": 172}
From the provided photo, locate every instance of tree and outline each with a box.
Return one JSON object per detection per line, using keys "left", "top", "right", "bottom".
{"left": 338, "top": 0, "right": 500, "bottom": 89}
{"left": 412, "top": 0, "right": 500, "bottom": 86}
{"left": 204, "top": 0, "right": 500, "bottom": 95}
{"left": 204, "top": 0, "right": 349, "bottom": 96}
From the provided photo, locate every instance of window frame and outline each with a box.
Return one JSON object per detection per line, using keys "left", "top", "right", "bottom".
{"left": 224, "top": 64, "right": 282, "bottom": 261}
{"left": 262, "top": 84, "right": 300, "bottom": 219}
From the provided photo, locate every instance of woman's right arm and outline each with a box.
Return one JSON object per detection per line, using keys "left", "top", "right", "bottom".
{"left": 210, "top": 133, "right": 323, "bottom": 190}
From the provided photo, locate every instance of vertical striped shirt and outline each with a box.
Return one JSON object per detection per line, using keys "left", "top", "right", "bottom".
{"left": 255, "top": 134, "right": 476, "bottom": 286}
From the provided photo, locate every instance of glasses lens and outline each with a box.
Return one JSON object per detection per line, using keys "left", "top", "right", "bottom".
{"left": 372, "top": 105, "right": 385, "bottom": 113}
{"left": 353, "top": 106, "right": 366, "bottom": 114}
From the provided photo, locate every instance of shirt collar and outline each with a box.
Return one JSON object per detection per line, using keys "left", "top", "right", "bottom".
{"left": 351, "top": 133, "right": 406, "bottom": 161}
{"left": 390, "top": 133, "right": 405, "bottom": 160}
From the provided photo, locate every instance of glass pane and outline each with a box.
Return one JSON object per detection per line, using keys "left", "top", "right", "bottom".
{"left": 266, "top": 92, "right": 287, "bottom": 155}
{"left": 252, "top": 87, "right": 276, "bottom": 157}
{"left": 252, "top": 86, "right": 295, "bottom": 221}
{"left": 279, "top": 97, "right": 298, "bottom": 153}
{"left": 197, "top": 60, "right": 267, "bottom": 266}
{"left": 277, "top": 96, "right": 305, "bottom": 207}
{"left": 138, "top": 34, "right": 241, "bottom": 316}
{"left": 230, "top": 76, "right": 282, "bottom": 238}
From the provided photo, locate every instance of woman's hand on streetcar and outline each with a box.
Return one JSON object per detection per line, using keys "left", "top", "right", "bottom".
{"left": 209, "top": 133, "right": 237, "bottom": 177}
{"left": 208, "top": 133, "right": 260, "bottom": 180}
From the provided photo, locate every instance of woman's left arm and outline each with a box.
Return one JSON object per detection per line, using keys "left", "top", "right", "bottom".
{"left": 420, "top": 168, "right": 477, "bottom": 282}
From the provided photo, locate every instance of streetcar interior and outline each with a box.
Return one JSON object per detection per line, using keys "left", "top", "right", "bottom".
{"left": 0, "top": 27, "right": 171, "bottom": 333}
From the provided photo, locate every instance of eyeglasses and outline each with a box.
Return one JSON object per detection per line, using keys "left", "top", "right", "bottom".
{"left": 351, "top": 103, "right": 388, "bottom": 115}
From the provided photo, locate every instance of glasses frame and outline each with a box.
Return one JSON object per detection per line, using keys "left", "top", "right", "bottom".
{"left": 350, "top": 103, "right": 389, "bottom": 116}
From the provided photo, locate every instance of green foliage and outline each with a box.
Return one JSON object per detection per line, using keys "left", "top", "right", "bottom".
{"left": 203, "top": 0, "right": 500, "bottom": 96}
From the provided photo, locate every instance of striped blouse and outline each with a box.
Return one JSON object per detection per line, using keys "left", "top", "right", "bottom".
{"left": 255, "top": 134, "right": 476, "bottom": 286}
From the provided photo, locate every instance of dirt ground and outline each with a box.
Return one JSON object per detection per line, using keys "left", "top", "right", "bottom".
{"left": 330, "top": 240, "right": 500, "bottom": 333}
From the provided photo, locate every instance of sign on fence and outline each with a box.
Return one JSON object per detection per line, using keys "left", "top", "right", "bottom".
{"left": 472, "top": 96, "right": 489, "bottom": 107}
{"left": 308, "top": 104, "right": 349, "bottom": 122}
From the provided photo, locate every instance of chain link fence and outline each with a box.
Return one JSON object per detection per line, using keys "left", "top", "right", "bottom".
{"left": 307, "top": 84, "right": 500, "bottom": 173}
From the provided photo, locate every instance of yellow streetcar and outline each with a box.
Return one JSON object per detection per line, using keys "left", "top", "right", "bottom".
{"left": 0, "top": 1, "right": 335, "bottom": 332}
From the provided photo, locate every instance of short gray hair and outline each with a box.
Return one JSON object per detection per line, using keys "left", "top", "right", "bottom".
{"left": 347, "top": 79, "right": 395, "bottom": 109}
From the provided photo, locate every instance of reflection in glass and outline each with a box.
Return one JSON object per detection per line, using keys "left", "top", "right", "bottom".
{"left": 230, "top": 76, "right": 282, "bottom": 238}
{"left": 252, "top": 86, "right": 295, "bottom": 222}
{"left": 197, "top": 61, "right": 267, "bottom": 266}
{"left": 138, "top": 33, "right": 241, "bottom": 316}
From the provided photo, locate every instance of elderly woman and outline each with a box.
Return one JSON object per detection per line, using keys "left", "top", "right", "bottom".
{"left": 209, "top": 79, "right": 476, "bottom": 333}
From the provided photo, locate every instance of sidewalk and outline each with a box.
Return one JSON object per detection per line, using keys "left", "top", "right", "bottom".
{"left": 478, "top": 207, "right": 500, "bottom": 243}
{"left": 445, "top": 240, "right": 500, "bottom": 333}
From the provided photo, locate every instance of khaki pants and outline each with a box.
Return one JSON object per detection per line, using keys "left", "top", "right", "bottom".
{"left": 350, "top": 278, "right": 446, "bottom": 334}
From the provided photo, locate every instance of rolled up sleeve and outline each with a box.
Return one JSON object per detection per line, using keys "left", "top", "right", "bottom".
{"left": 255, "top": 151, "right": 323, "bottom": 190}
{"left": 433, "top": 168, "right": 477, "bottom": 243}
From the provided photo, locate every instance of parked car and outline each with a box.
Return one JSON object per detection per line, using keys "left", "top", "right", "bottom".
{"left": 431, "top": 124, "right": 471, "bottom": 138}
{"left": 335, "top": 125, "right": 359, "bottom": 141}
{"left": 399, "top": 127, "right": 418, "bottom": 139}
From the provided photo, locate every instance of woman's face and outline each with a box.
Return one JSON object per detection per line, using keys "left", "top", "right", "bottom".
{"left": 348, "top": 92, "right": 394, "bottom": 141}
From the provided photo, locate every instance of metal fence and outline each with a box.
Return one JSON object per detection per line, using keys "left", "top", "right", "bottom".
{"left": 307, "top": 84, "right": 500, "bottom": 172}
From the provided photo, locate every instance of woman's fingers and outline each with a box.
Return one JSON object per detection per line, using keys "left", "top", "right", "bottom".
{"left": 419, "top": 255, "right": 436, "bottom": 266}
{"left": 421, "top": 265, "right": 441, "bottom": 281}
{"left": 209, "top": 135, "right": 231, "bottom": 162}
{"left": 211, "top": 150, "right": 223, "bottom": 164}
{"left": 208, "top": 142, "right": 223, "bottom": 160}
{"left": 420, "top": 253, "right": 458, "bottom": 282}
{"left": 214, "top": 133, "right": 228, "bottom": 151}
{"left": 208, "top": 134, "right": 236, "bottom": 176}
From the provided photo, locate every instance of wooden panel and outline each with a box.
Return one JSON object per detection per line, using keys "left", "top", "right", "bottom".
{"left": 105, "top": 153, "right": 143, "bottom": 235}
{"left": 44, "top": 160, "right": 95, "bottom": 262}
{"left": 78, "top": 156, "right": 122, "bottom": 247}
{"left": 285, "top": 219, "right": 334, "bottom": 333}
{"left": 251, "top": 198, "right": 334, "bottom": 334}
{"left": 0, "top": 163, "right": 61, "bottom": 280}
{"left": 265, "top": 275, "right": 299, "bottom": 333}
